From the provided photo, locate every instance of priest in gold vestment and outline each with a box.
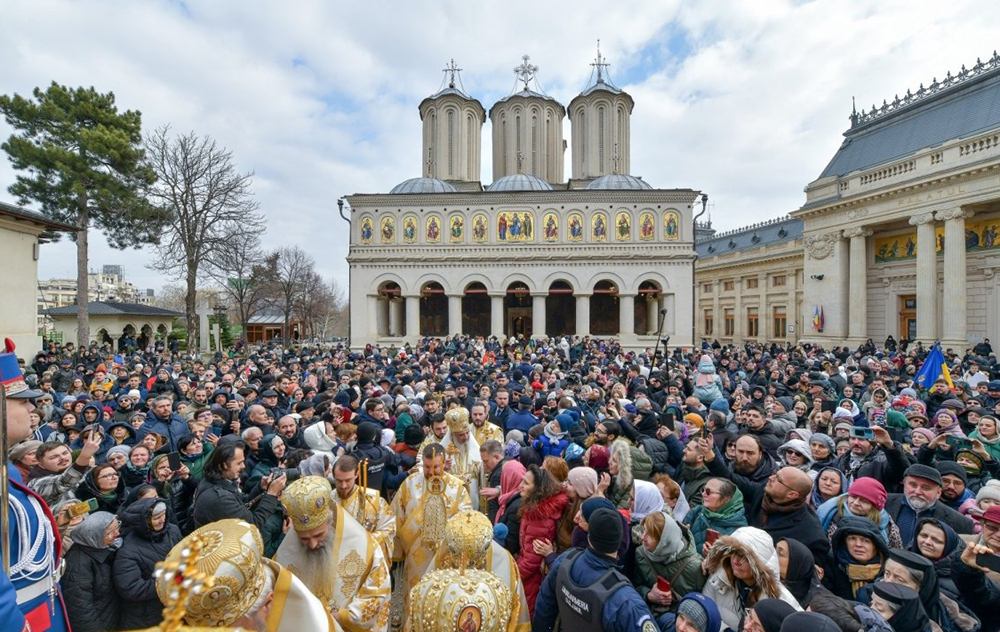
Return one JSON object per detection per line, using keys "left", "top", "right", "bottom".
{"left": 275, "top": 476, "right": 391, "bottom": 632}
{"left": 471, "top": 401, "right": 504, "bottom": 447}
{"left": 391, "top": 443, "right": 473, "bottom": 605}
{"left": 438, "top": 407, "right": 482, "bottom": 510}
{"left": 427, "top": 510, "right": 531, "bottom": 632}
{"left": 156, "top": 518, "right": 342, "bottom": 632}
{"left": 331, "top": 454, "right": 396, "bottom": 559}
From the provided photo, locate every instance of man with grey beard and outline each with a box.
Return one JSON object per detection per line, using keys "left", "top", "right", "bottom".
{"left": 885, "top": 464, "right": 974, "bottom": 546}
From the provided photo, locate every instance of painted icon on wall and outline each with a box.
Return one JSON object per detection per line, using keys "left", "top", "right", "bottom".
{"left": 592, "top": 212, "right": 608, "bottom": 242}
{"left": 498, "top": 211, "right": 534, "bottom": 242}
{"left": 426, "top": 215, "right": 442, "bottom": 243}
{"left": 639, "top": 212, "right": 655, "bottom": 241}
{"left": 449, "top": 215, "right": 464, "bottom": 243}
{"left": 664, "top": 211, "right": 680, "bottom": 240}
{"left": 360, "top": 217, "right": 374, "bottom": 244}
{"left": 568, "top": 213, "right": 584, "bottom": 242}
{"left": 472, "top": 213, "right": 488, "bottom": 243}
{"left": 542, "top": 212, "right": 559, "bottom": 242}
{"left": 403, "top": 215, "right": 418, "bottom": 244}
{"left": 616, "top": 211, "right": 631, "bottom": 241}
{"left": 379, "top": 216, "right": 394, "bottom": 244}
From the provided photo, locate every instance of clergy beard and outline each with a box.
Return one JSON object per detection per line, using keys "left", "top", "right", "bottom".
{"left": 287, "top": 525, "right": 338, "bottom": 608}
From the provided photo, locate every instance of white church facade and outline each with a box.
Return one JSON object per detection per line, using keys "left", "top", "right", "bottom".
{"left": 346, "top": 53, "right": 701, "bottom": 350}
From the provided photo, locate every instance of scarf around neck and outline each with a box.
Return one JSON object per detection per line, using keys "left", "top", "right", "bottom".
{"left": 761, "top": 491, "right": 807, "bottom": 524}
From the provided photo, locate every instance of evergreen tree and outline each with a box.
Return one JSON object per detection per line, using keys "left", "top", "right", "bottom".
{"left": 0, "top": 82, "right": 168, "bottom": 349}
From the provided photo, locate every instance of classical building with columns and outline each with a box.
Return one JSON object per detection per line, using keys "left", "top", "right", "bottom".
{"left": 695, "top": 52, "right": 1000, "bottom": 349}
{"left": 346, "top": 53, "right": 700, "bottom": 350}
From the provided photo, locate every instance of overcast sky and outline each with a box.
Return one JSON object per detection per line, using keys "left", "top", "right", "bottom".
{"left": 2, "top": 0, "right": 998, "bottom": 295}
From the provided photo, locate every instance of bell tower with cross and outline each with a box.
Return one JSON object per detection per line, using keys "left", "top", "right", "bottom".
{"left": 419, "top": 58, "right": 486, "bottom": 182}
{"left": 568, "top": 40, "right": 635, "bottom": 180}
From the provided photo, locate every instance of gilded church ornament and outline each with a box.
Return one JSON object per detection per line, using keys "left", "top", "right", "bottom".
{"left": 449, "top": 215, "right": 464, "bottom": 243}
{"left": 472, "top": 213, "right": 488, "bottom": 243}
{"left": 615, "top": 211, "right": 631, "bottom": 241}
{"left": 426, "top": 215, "right": 442, "bottom": 243}
{"left": 360, "top": 217, "right": 374, "bottom": 244}
{"left": 664, "top": 211, "right": 680, "bottom": 240}
{"left": 379, "top": 216, "right": 395, "bottom": 244}
{"left": 639, "top": 212, "right": 655, "bottom": 241}
{"left": 542, "top": 212, "right": 559, "bottom": 242}
{"left": 403, "top": 215, "right": 418, "bottom": 244}
{"left": 567, "top": 213, "right": 584, "bottom": 242}
{"left": 592, "top": 212, "right": 608, "bottom": 242}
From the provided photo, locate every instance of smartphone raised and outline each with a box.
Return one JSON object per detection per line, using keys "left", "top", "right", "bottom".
{"left": 705, "top": 529, "right": 721, "bottom": 546}
{"left": 67, "top": 498, "right": 99, "bottom": 518}
{"left": 849, "top": 427, "right": 875, "bottom": 440}
{"left": 167, "top": 451, "right": 182, "bottom": 471}
{"left": 946, "top": 435, "right": 974, "bottom": 451}
{"left": 976, "top": 553, "right": 1000, "bottom": 573}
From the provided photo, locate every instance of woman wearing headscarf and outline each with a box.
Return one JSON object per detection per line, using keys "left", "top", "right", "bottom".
{"left": 631, "top": 480, "right": 666, "bottom": 538}
{"left": 121, "top": 444, "right": 152, "bottom": 488}
{"left": 825, "top": 516, "right": 890, "bottom": 599}
{"left": 557, "top": 466, "right": 597, "bottom": 551}
{"left": 870, "top": 582, "right": 932, "bottom": 632}
{"left": 245, "top": 433, "right": 287, "bottom": 491}
{"left": 701, "top": 526, "right": 801, "bottom": 631}
{"left": 742, "top": 598, "right": 797, "bottom": 632}
{"left": 775, "top": 538, "right": 821, "bottom": 605}
{"left": 634, "top": 510, "right": 705, "bottom": 618}
{"left": 76, "top": 462, "right": 127, "bottom": 514}
{"left": 969, "top": 415, "right": 1000, "bottom": 462}
{"left": 909, "top": 517, "right": 964, "bottom": 598}
{"left": 684, "top": 477, "right": 747, "bottom": 553}
{"left": 60, "top": 511, "right": 121, "bottom": 632}
{"left": 810, "top": 466, "right": 847, "bottom": 510}
{"left": 495, "top": 460, "right": 527, "bottom": 554}
{"left": 816, "top": 477, "right": 903, "bottom": 548}
{"left": 585, "top": 443, "right": 611, "bottom": 478}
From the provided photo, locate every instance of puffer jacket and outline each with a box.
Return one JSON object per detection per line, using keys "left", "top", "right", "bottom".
{"left": 61, "top": 511, "right": 120, "bottom": 632}
{"left": 113, "top": 498, "right": 182, "bottom": 629}
{"left": 634, "top": 512, "right": 706, "bottom": 615}
{"left": 702, "top": 526, "right": 802, "bottom": 631}
{"left": 517, "top": 491, "right": 569, "bottom": 618}
{"left": 684, "top": 487, "right": 748, "bottom": 551}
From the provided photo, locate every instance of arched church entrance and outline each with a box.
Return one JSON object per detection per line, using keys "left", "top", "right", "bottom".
{"left": 462, "top": 282, "right": 490, "bottom": 338}
{"left": 590, "top": 280, "right": 619, "bottom": 336}
{"left": 636, "top": 280, "right": 663, "bottom": 335}
{"left": 504, "top": 282, "right": 532, "bottom": 339}
{"left": 377, "top": 282, "right": 404, "bottom": 337}
{"left": 420, "top": 282, "right": 448, "bottom": 336}
{"left": 546, "top": 280, "right": 576, "bottom": 337}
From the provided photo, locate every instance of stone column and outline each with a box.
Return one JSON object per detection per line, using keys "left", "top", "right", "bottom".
{"left": 389, "top": 298, "right": 404, "bottom": 337}
{"left": 576, "top": 294, "right": 591, "bottom": 337}
{"left": 368, "top": 295, "right": 381, "bottom": 338}
{"left": 404, "top": 295, "right": 420, "bottom": 339}
{"left": 619, "top": 293, "right": 635, "bottom": 339}
{"left": 937, "top": 207, "right": 973, "bottom": 349}
{"left": 834, "top": 235, "right": 850, "bottom": 340}
{"left": 448, "top": 294, "right": 463, "bottom": 336}
{"left": 490, "top": 294, "right": 504, "bottom": 340}
{"left": 645, "top": 296, "right": 658, "bottom": 335}
{"left": 734, "top": 278, "right": 743, "bottom": 342}
{"left": 787, "top": 272, "right": 797, "bottom": 342}
{"left": 531, "top": 294, "right": 547, "bottom": 339}
{"left": 844, "top": 227, "right": 873, "bottom": 342}
{"left": 910, "top": 212, "right": 938, "bottom": 343}
{"left": 758, "top": 273, "right": 767, "bottom": 343}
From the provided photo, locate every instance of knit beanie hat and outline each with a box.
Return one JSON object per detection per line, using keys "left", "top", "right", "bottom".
{"left": 810, "top": 433, "right": 835, "bottom": 454}
{"left": 934, "top": 408, "right": 958, "bottom": 426}
{"left": 106, "top": 445, "right": 131, "bottom": 461}
{"left": 956, "top": 449, "right": 984, "bottom": 473}
{"left": 848, "top": 477, "right": 888, "bottom": 510}
{"left": 9, "top": 440, "right": 42, "bottom": 463}
{"left": 581, "top": 497, "right": 615, "bottom": 521}
{"left": 753, "top": 598, "right": 797, "bottom": 632}
{"left": 976, "top": 480, "right": 1000, "bottom": 505}
{"left": 567, "top": 467, "right": 598, "bottom": 499}
{"left": 403, "top": 424, "right": 424, "bottom": 447}
{"left": 684, "top": 413, "right": 705, "bottom": 429}
{"left": 356, "top": 422, "right": 379, "bottom": 445}
{"left": 936, "top": 460, "right": 968, "bottom": 484}
{"left": 911, "top": 428, "right": 936, "bottom": 444}
{"left": 586, "top": 507, "right": 622, "bottom": 555}
{"left": 677, "top": 598, "right": 710, "bottom": 632}
{"left": 333, "top": 389, "right": 352, "bottom": 407}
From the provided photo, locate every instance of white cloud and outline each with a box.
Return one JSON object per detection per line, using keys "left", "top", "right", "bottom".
{"left": 1, "top": 0, "right": 998, "bottom": 294}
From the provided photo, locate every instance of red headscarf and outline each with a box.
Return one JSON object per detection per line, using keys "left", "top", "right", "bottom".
{"left": 495, "top": 460, "right": 527, "bottom": 524}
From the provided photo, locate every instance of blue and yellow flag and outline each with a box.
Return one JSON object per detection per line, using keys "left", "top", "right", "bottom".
{"left": 914, "top": 343, "right": 955, "bottom": 390}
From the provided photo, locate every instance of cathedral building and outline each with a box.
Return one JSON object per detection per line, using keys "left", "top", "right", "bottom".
{"left": 346, "top": 52, "right": 701, "bottom": 350}
{"left": 696, "top": 52, "right": 1000, "bottom": 350}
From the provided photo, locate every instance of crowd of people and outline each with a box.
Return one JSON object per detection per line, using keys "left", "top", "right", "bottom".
{"left": 5, "top": 332, "right": 1000, "bottom": 632}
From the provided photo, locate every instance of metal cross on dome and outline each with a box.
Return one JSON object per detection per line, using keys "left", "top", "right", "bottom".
{"left": 442, "top": 59, "right": 462, "bottom": 89}
{"left": 514, "top": 55, "right": 538, "bottom": 90}
{"left": 591, "top": 39, "right": 610, "bottom": 83}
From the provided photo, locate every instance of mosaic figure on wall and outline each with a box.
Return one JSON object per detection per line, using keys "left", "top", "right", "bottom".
{"left": 665, "top": 211, "right": 680, "bottom": 240}
{"left": 568, "top": 213, "right": 584, "bottom": 241}
{"left": 615, "top": 211, "right": 631, "bottom": 241}
{"left": 379, "top": 216, "right": 394, "bottom": 243}
{"left": 592, "top": 212, "right": 608, "bottom": 242}
{"left": 472, "top": 213, "right": 487, "bottom": 243}
{"left": 403, "top": 216, "right": 417, "bottom": 243}
{"left": 543, "top": 212, "right": 558, "bottom": 241}
{"left": 426, "top": 215, "right": 441, "bottom": 243}
{"left": 522, "top": 212, "right": 533, "bottom": 240}
{"left": 360, "top": 217, "right": 374, "bottom": 244}
{"left": 497, "top": 211, "right": 532, "bottom": 242}
{"left": 450, "top": 215, "right": 464, "bottom": 243}
{"left": 639, "top": 212, "right": 655, "bottom": 241}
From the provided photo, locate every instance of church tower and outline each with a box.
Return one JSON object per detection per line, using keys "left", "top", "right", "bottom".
{"left": 488, "top": 55, "right": 566, "bottom": 184}
{"left": 418, "top": 60, "right": 485, "bottom": 183}
{"left": 569, "top": 43, "right": 634, "bottom": 180}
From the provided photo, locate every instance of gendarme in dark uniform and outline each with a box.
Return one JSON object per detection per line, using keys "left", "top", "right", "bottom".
{"left": 532, "top": 507, "right": 657, "bottom": 632}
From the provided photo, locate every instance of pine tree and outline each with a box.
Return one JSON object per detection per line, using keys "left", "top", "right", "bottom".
{"left": 0, "top": 82, "right": 168, "bottom": 349}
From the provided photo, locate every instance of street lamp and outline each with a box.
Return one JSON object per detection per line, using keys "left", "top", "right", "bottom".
{"left": 692, "top": 193, "right": 709, "bottom": 351}
{"left": 212, "top": 303, "right": 227, "bottom": 352}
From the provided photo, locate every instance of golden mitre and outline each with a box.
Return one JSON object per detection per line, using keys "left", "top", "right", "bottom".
{"left": 155, "top": 519, "right": 266, "bottom": 628}
{"left": 438, "top": 510, "right": 493, "bottom": 570}
{"left": 446, "top": 407, "right": 470, "bottom": 434}
{"left": 408, "top": 568, "right": 512, "bottom": 632}
{"left": 281, "top": 475, "right": 334, "bottom": 531}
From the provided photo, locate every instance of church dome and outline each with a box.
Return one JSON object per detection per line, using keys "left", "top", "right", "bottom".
{"left": 585, "top": 174, "right": 652, "bottom": 190}
{"left": 389, "top": 177, "right": 458, "bottom": 194}
{"left": 487, "top": 173, "right": 554, "bottom": 192}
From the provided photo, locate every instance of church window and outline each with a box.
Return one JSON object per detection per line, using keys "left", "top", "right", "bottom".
{"left": 598, "top": 105, "right": 606, "bottom": 173}
{"left": 447, "top": 109, "right": 455, "bottom": 176}
{"left": 467, "top": 114, "right": 475, "bottom": 181}
{"left": 579, "top": 110, "right": 585, "bottom": 168}
{"left": 531, "top": 116, "right": 538, "bottom": 175}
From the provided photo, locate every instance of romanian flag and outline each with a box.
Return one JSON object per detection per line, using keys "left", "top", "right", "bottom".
{"left": 812, "top": 306, "right": 820, "bottom": 330}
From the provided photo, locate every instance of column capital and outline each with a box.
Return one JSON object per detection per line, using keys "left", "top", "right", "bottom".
{"left": 935, "top": 207, "right": 975, "bottom": 222}
{"left": 843, "top": 226, "right": 873, "bottom": 239}
{"left": 908, "top": 212, "right": 937, "bottom": 226}
{"left": 618, "top": 292, "right": 638, "bottom": 298}
{"left": 575, "top": 293, "right": 593, "bottom": 299}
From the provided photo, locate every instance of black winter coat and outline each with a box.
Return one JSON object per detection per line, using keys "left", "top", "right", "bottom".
{"left": 192, "top": 476, "right": 280, "bottom": 531}
{"left": 114, "top": 498, "right": 182, "bottom": 630}
{"left": 62, "top": 544, "right": 119, "bottom": 632}
{"left": 832, "top": 444, "right": 909, "bottom": 491}
{"left": 497, "top": 495, "right": 523, "bottom": 556}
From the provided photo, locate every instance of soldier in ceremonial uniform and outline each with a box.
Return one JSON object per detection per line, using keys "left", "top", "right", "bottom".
{"left": 1, "top": 338, "right": 71, "bottom": 632}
